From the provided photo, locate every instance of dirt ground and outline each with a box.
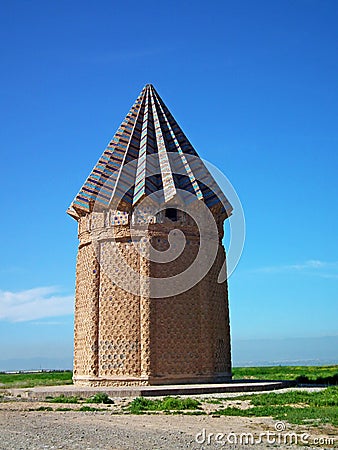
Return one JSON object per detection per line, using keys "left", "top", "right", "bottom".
{"left": 0, "top": 395, "right": 336, "bottom": 450}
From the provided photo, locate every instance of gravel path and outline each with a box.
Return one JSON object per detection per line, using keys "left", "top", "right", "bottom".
{"left": 0, "top": 405, "right": 336, "bottom": 450}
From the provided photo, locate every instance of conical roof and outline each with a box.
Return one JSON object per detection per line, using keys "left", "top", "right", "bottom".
{"left": 67, "top": 84, "right": 232, "bottom": 219}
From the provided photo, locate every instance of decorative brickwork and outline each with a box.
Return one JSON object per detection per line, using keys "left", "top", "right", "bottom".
{"left": 73, "top": 241, "right": 99, "bottom": 378}
{"left": 69, "top": 85, "right": 233, "bottom": 386}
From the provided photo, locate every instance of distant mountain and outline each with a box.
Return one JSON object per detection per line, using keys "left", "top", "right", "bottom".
{"left": 0, "top": 357, "right": 72, "bottom": 372}
{"left": 232, "top": 335, "right": 338, "bottom": 367}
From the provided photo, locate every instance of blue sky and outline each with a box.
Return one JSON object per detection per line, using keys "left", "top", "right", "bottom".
{"left": 0, "top": 0, "right": 337, "bottom": 369}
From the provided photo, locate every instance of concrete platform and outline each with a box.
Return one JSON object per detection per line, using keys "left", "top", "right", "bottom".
{"left": 7, "top": 380, "right": 295, "bottom": 400}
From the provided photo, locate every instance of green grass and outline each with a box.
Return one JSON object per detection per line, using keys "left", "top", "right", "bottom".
{"left": 29, "top": 405, "right": 104, "bottom": 412}
{"left": 217, "top": 405, "right": 338, "bottom": 427}
{"left": 1, "top": 366, "right": 336, "bottom": 390}
{"left": 29, "top": 406, "right": 53, "bottom": 412}
{"left": 79, "top": 405, "right": 101, "bottom": 412}
{"left": 47, "top": 392, "right": 113, "bottom": 404}
{"left": 48, "top": 394, "right": 79, "bottom": 403}
{"left": 126, "top": 388, "right": 338, "bottom": 425}
{"left": 204, "top": 398, "right": 223, "bottom": 404}
{"left": 85, "top": 393, "right": 113, "bottom": 404}
{"left": 217, "top": 386, "right": 338, "bottom": 426}
{"left": 0, "top": 371, "right": 73, "bottom": 389}
{"left": 167, "top": 410, "right": 207, "bottom": 415}
{"left": 128, "top": 396, "right": 201, "bottom": 414}
{"left": 232, "top": 365, "right": 338, "bottom": 384}
{"left": 234, "top": 387, "right": 338, "bottom": 407}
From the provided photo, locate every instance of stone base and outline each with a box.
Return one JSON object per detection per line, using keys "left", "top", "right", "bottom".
{"left": 73, "top": 376, "right": 150, "bottom": 388}
{"left": 8, "top": 380, "right": 296, "bottom": 401}
{"left": 73, "top": 372, "right": 232, "bottom": 387}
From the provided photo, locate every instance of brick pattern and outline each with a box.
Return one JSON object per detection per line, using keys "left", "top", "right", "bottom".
{"left": 72, "top": 207, "right": 232, "bottom": 387}
{"left": 98, "top": 243, "right": 141, "bottom": 378}
{"left": 73, "top": 242, "right": 99, "bottom": 378}
{"left": 151, "top": 239, "right": 231, "bottom": 379}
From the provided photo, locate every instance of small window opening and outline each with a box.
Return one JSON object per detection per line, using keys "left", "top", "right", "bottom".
{"left": 165, "top": 208, "right": 178, "bottom": 221}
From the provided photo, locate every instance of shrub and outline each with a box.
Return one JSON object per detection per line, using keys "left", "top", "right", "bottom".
{"left": 85, "top": 393, "right": 113, "bottom": 404}
{"left": 128, "top": 396, "right": 201, "bottom": 414}
{"left": 48, "top": 394, "right": 79, "bottom": 403}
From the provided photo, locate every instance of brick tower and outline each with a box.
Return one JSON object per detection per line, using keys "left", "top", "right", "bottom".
{"left": 67, "top": 85, "right": 233, "bottom": 386}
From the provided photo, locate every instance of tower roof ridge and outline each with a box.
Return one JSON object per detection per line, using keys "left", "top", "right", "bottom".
{"left": 67, "top": 85, "right": 233, "bottom": 219}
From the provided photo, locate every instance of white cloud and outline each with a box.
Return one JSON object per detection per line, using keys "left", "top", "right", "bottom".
{"left": 251, "top": 260, "right": 338, "bottom": 277}
{"left": 282, "top": 260, "right": 327, "bottom": 271}
{"left": 0, "top": 287, "right": 74, "bottom": 322}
